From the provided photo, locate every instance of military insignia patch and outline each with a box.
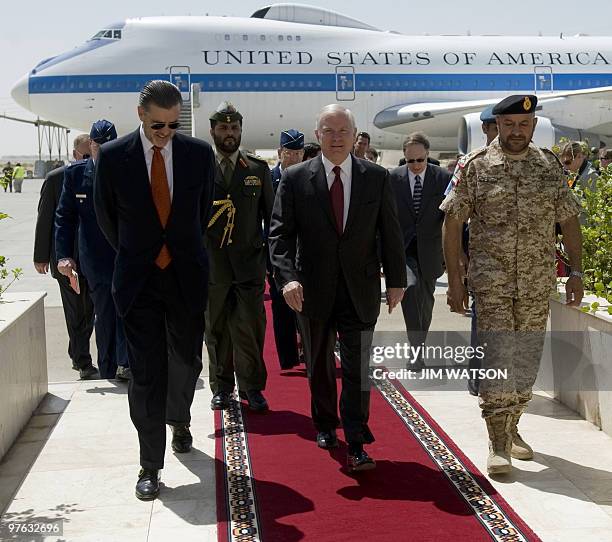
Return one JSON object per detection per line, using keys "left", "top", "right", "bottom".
{"left": 244, "top": 176, "right": 261, "bottom": 186}
{"left": 523, "top": 96, "right": 532, "bottom": 111}
{"left": 239, "top": 157, "right": 248, "bottom": 168}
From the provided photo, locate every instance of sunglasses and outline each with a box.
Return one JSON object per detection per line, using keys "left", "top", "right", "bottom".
{"left": 150, "top": 121, "right": 181, "bottom": 130}
{"left": 406, "top": 158, "right": 426, "bottom": 164}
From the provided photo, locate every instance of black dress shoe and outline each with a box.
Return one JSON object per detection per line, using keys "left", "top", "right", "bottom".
{"left": 135, "top": 468, "right": 160, "bottom": 501}
{"left": 171, "top": 424, "right": 192, "bottom": 453}
{"left": 242, "top": 390, "right": 269, "bottom": 412}
{"left": 211, "top": 391, "right": 231, "bottom": 410}
{"left": 407, "top": 357, "right": 426, "bottom": 373}
{"left": 115, "top": 365, "right": 132, "bottom": 381}
{"left": 79, "top": 364, "right": 99, "bottom": 380}
{"left": 347, "top": 449, "right": 376, "bottom": 472}
{"left": 316, "top": 430, "right": 339, "bottom": 449}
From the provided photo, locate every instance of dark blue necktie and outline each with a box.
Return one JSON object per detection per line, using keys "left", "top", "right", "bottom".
{"left": 413, "top": 175, "right": 422, "bottom": 214}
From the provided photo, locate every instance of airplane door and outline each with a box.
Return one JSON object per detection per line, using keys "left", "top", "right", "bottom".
{"left": 169, "top": 66, "right": 191, "bottom": 100}
{"left": 534, "top": 67, "right": 553, "bottom": 93}
{"left": 336, "top": 66, "right": 355, "bottom": 101}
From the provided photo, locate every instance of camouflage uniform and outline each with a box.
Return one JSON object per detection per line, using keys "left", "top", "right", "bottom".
{"left": 440, "top": 138, "right": 581, "bottom": 418}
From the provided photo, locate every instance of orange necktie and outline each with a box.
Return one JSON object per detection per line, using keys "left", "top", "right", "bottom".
{"left": 151, "top": 146, "right": 172, "bottom": 269}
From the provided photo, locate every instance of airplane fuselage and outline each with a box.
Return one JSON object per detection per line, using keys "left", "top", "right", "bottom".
{"left": 12, "top": 14, "right": 612, "bottom": 151}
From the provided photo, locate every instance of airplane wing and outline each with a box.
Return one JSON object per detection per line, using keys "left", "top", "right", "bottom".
{"left": 374, "top": 86, "right": 612, "bottom": 134}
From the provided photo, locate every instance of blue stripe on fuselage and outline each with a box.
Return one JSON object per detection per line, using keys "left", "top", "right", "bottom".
{"left": 28, "top": 72, "right": 612, "bottom": 94}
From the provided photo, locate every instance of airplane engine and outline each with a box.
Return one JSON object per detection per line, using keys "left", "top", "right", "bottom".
{"left": 459, "top": 113, "right": 601, "bottom": 155}
{"left": 459, "top": 113, "right": 556, "bottom": 154}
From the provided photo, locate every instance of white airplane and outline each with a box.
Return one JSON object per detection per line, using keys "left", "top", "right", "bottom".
{"left": 11, "top": 3, "right": 612, "bottom": 154}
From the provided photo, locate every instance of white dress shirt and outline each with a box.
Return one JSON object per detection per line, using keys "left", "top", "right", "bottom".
{"left": 408, "top": 165, "right": 427, "bottom": 197}
{"left": 140, "top": 125, "right": 174, "bottom": 201}
{"left": 321, "top": 153, "right": 352, "bottom": 230}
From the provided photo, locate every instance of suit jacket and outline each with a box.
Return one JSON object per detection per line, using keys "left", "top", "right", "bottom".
{"left": 55, "top": 158, "right": 117, "bottom": 286}
{"left": 93, "top": 129, "right": 215, "bottom": 316}
{"left": 389, "top": 164, "right": 451, "bottom": 279}
{"left": 34, "top": 165, "right": 71, "bottom": 280}
{"left": 269, "top": 155, "right": 407, "bottom": 323}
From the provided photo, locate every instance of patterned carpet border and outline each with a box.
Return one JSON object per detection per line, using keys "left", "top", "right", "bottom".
{"left": 374, "top": 373, "right": 534, "bottom": 542}
{"left": 218, "top": 393, "right": 262, "bottom": 542}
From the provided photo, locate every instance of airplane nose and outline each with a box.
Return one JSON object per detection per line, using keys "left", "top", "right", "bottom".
{"left": 11, "top": 73, "right": 30, "bottom": 111}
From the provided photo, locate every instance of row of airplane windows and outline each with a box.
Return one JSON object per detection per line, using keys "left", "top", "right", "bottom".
{"left": 30, "top": 77, "right": 612, "bottom": 91}
{"left": 217, "top": 34, "right": 302, "bottom": 42}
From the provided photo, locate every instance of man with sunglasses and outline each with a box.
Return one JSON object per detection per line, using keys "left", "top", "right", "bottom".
{"left": 441, "top": 94, "right": 583, "bottom": 475}
{"left": 206, "top": 102, "right": 274, "bottom": 413}
{"left": 94, "top": 80, "right": 215, "bottom": 500}
{"left": 389, "top": 132, "right": 452, "bottom": 372}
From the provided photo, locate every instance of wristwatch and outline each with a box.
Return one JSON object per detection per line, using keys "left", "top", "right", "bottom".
{"left": 569, "top": 270, "right": 583, "bottom": 279}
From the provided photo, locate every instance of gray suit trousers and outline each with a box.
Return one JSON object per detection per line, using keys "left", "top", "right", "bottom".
{"left": 400, "top": 255, "right": 436, "bottom": 356}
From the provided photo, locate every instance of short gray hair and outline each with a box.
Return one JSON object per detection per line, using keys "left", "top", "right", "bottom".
{"left": 73, "top": 134, "right": 90, "bottom": 149}
{"left": 316, "top": 104, "right": 356, "bottom": 131}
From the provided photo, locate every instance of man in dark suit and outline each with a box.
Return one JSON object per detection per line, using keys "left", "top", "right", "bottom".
{"left": 33, "top": 134, "right": 96, "bottom": 379}
{"left": 390, "top": 132, "right": 451, "bottom": 371}
{"left": 268, "top": 129, "right": 305, "bottom": 370}
{"left": 269, "top": 104, "right": 407, "bottom": 472}
{"left": 56, "top": 120, "right": 130, "bottom": 381}
{"left": 206, "top": 103, "right": 274, "bottom": 412}
{"left": 94, "top": 80, "right": 214, "bottom": 501}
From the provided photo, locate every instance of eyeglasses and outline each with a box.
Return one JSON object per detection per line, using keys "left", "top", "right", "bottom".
{"left": 150, "top": 121, "right": 181, "bottom": 130}
{"left": 406, "top": 158, "right": 426, "bottom": 164}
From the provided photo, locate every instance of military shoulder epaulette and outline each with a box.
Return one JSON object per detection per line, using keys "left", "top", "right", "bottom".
{"left": 245, "top": 152, "right": 268, "bottom": 165}
{"left": 539, "top": 147, "right": 564, "bottom": 169}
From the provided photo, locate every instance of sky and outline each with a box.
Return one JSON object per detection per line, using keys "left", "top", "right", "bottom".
{"left": 1, "top": 0, "right": 612, "bottom": 157}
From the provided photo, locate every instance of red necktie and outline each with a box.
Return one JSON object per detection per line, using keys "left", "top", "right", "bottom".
{"left": 151, "top": 146, "right": 172, "bottom": 269}
{"left": 330, "top": 166, "right": 344, "bottom": 235}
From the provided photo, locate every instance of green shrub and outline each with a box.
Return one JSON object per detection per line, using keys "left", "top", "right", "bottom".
{"left": 0, "top": 212, "right": 23, "bottom": 298}
{"left": 579, "top": 167, "right": 612, "bottom": 308}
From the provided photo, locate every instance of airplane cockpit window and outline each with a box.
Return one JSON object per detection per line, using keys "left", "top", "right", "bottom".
{"left": 91, "top": 25, "right": 123, "bottom": 40}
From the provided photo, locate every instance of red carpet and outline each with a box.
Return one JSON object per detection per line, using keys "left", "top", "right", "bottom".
{"left": 216, "top": 297, "right": 540, "bottom": 542}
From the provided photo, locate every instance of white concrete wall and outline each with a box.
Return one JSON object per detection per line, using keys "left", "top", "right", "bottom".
{"left": 537, "top": 294, "right": 612, "bottom": 436}
{"left": 0, "top": 292, "right": 48, "bottom": 461}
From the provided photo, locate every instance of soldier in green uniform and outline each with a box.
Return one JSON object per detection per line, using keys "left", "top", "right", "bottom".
{"left": 441, "top": 95, "right": 584, "bottom": 475}
{"left": 206, "top": 102, "right": 274, "bottom": 412}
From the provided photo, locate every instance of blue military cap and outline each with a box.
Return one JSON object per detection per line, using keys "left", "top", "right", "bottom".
{"left": 89, "top": 119, "right": 117, "bottom": 144}
{"left": 492, "top": 95, "right": 538, "bottom": 115}
{"left": 479, "top": 105, "right": 496, "bottom": 124}
{"left": 279, "top": 129, "right": 304, "bottom": 150}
